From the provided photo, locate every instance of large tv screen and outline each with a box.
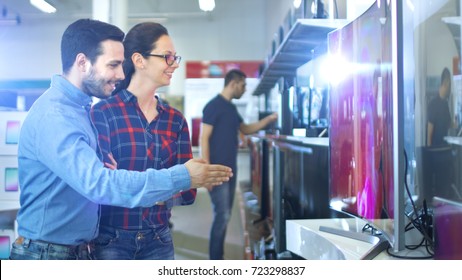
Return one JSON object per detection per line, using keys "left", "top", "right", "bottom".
{"left": 328, "top": 0, "right": 394, "bottom": 240}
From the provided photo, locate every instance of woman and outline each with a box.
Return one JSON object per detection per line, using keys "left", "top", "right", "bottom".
{"left": 90, "top": 22, "right": 196, "bottom": 260}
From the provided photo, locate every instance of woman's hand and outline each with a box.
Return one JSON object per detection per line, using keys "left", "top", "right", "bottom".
{"left": 104, "top": 153, "right": 118, "bottom": 170}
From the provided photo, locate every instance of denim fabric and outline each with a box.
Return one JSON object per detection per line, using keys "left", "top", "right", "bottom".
{"left": 9, "top": 238, "right": 93, "bottom": 260}
{"left": 93, "top": 225, "right": 174, "bottom": 260}
{"left": 208, "top": 176, "right": 237, "bottom": 260}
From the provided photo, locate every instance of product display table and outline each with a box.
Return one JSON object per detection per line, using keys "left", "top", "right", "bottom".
{"left": 286, "top": 218, "right": 430, "bottom": 260}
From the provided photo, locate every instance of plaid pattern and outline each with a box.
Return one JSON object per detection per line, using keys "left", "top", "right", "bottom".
{"left": 90, "top": 90, "right": 196, "bottom": 229}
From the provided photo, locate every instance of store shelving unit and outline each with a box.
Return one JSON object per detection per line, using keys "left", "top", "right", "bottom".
{"left": 252, "top": 18, "right": 348, "bottom": 96}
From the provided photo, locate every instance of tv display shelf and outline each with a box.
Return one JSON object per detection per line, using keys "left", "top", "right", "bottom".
{"left": 444, "top": 136, "right": 462, "bottom": 146}
{"left": 286, "top": 218, "right": 430, "bottom": 260}
{"left": 0, "top": 201, "right": 20, "bottom": 212}
{"left": 252, "top": 19, "right": 349, "bottom": 96}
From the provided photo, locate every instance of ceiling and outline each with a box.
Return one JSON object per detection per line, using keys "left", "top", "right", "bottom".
{"left": 0, "top": 0, "right": 213, "bottom": 23}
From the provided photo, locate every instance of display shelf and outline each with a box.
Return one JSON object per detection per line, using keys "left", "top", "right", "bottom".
{"left": 252, "top": 19, "right": 348, "bottom": 96}
{"left": 0, "top": 201, "right": 20, "bottom": 212}
{"left": 264, "top": 134, "right": 329, "bottom": 147}
{"left": 445, "top": 136, "right": 462, "bottom": 146}
{"left": 286, "top": 218, "right": 382, "bottom": 260}
{"left": 442, "top": 16, "right": 462, "bottom": 25}
{"left": 286, "top": 218, "right": 431, "bottom": 260}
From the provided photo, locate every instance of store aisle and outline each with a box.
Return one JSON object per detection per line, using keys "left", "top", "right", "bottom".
{"left": 171, "top": 187, "right": 245, "bottom": 260}
{"left": 171, "top": 151, "right": 249, "bottom": 260}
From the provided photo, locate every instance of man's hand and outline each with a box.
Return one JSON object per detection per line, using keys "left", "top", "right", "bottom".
{"left": 185, "top": 158, "right": 233, "bottom": 189}
{"left": 266, "top": 112, "right": 278, "bottom": 123}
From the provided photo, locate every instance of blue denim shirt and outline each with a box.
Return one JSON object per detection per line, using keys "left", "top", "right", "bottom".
{"left": 16, "top": 75, "right": 191, "bottom": 245}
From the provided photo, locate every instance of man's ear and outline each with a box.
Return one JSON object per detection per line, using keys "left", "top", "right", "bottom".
{"left": 76, "top": 53, "right": 88, "bottom": 72}
{"left": 229, "top": 79, "right": 238, "bottom": 88}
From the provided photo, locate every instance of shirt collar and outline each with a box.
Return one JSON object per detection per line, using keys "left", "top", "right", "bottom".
{"left": 119, "top": 89, "right": 167, "bottom": 113}
{"left": 52, "top": 74, "right": 93, "bottom": 110}
{"left": 119, "top": 89, "right": 137, "bottom": 103}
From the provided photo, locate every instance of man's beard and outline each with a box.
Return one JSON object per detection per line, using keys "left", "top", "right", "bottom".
{"left": 82, "top": 68, "right": 111, "bottom": 99}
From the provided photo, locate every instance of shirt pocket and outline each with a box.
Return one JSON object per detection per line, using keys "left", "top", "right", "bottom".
{"left": 155, "top": 135, "right": 177, "bottom": 167}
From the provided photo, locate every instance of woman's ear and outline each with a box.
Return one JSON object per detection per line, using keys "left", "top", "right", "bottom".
{"left": 132, "top": 52, "right": 145, "bottom": 69}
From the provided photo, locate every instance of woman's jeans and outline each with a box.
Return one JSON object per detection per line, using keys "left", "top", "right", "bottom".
{"left": 208, "top": 176, "right": 237, "bottom": 260}
{"left": 93, "top": 224, "right": 174, "bottom": 260}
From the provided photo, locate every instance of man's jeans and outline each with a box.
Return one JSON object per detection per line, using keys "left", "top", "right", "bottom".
{"left": 9, "top": 237, "right": 93, "bottom": 260}
{"left": 93, "top": 224, "right": 174, "bottom": 260}
{"left": 208, "top": 176, "right": 237, "bottom": 260}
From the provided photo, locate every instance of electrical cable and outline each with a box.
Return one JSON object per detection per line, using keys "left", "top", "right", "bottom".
{"left": 386, "top": 149, "right": 434, "bottom": 259}
{"left": 404, "top": 150, "right": 434, "bottom": 252}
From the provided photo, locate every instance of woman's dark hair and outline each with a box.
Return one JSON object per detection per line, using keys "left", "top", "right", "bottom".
{"left": 114, "top": 22, "right": 169, "bottom": 93}
{"left": 61, "top": 19, "right": 124, "bottom": 74}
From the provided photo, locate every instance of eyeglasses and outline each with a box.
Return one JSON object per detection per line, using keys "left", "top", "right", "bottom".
{"left": 144, "top": 53, "right": 181, "bottom": 66}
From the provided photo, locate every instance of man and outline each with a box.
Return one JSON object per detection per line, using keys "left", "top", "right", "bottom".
{"left": 10, "top": 19, "right": 232, "bottom": 260}
{"left": 427, "top": 67, "right": 453, "bottom": 146}
{"left": 200, "top": 69, "right": 277, "bottom": 259}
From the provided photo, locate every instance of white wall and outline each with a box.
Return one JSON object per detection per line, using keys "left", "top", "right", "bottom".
{"left": 166, "top": 0, "right": 267, "bottom": 95}
{"left": 264, "top": 0, "right": 294, "bottom": 53}
{"left": 0, "top": 19, "right": 70, "bottom": 80}
{"left": 0, "top": 0, "right": 279, "bottom": 96}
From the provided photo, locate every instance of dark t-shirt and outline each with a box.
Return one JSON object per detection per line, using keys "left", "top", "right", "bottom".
{"left": 202, "top": 94, "right": 243, "bottom": 171}
{"left": 428, "top": 95, "right": 451, "bottom": 146}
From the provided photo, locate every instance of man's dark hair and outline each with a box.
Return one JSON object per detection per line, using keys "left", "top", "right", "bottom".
{"left": 441, "top": 67, "right": 451, "bottom": 94}
{"left": 224, "top": 69, "right": 246, "bottom": 87}
{"left": 61, "top": 19, "right": 125, "bottom": 74}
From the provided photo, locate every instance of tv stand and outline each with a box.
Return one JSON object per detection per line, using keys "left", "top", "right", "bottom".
{"left": 318, "top": 225, "right": 390, "bottom": 259}
{"left": 286, "top": 218, "right": 392, "bottom": 259}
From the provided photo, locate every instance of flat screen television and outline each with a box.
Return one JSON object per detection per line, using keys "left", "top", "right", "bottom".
{"left": 0, "top": 229, "right": 14, "bottom": 260}
{"left": 272, "top": 139, "right": 331, "bottom": 254}
{"left": 248, "top": 136, "right": 265, "bottom": 220}
{"left": 328, "top": 0, "right": 395, "bottom": 258}
{"left": 0, "top": 157, "right": 20, "bottom": 201}
{"left": 0, "top": 111, "right": 28, "bottom": 156}
{"left": 303, "top": 86, "right": 329, "bottom": 136}
{"left": 248, "top": 135, "right": 273, "bottom": 225}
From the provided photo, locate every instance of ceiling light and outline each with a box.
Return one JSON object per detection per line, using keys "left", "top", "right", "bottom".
{"left": 293, "top": 0, "right": 302, "bottom": 9}
{"left": 199, "top": 0, "right": 215, "bottom": 12}
{"left": 30, "top": 0, "right": 56, "bottom": 14}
